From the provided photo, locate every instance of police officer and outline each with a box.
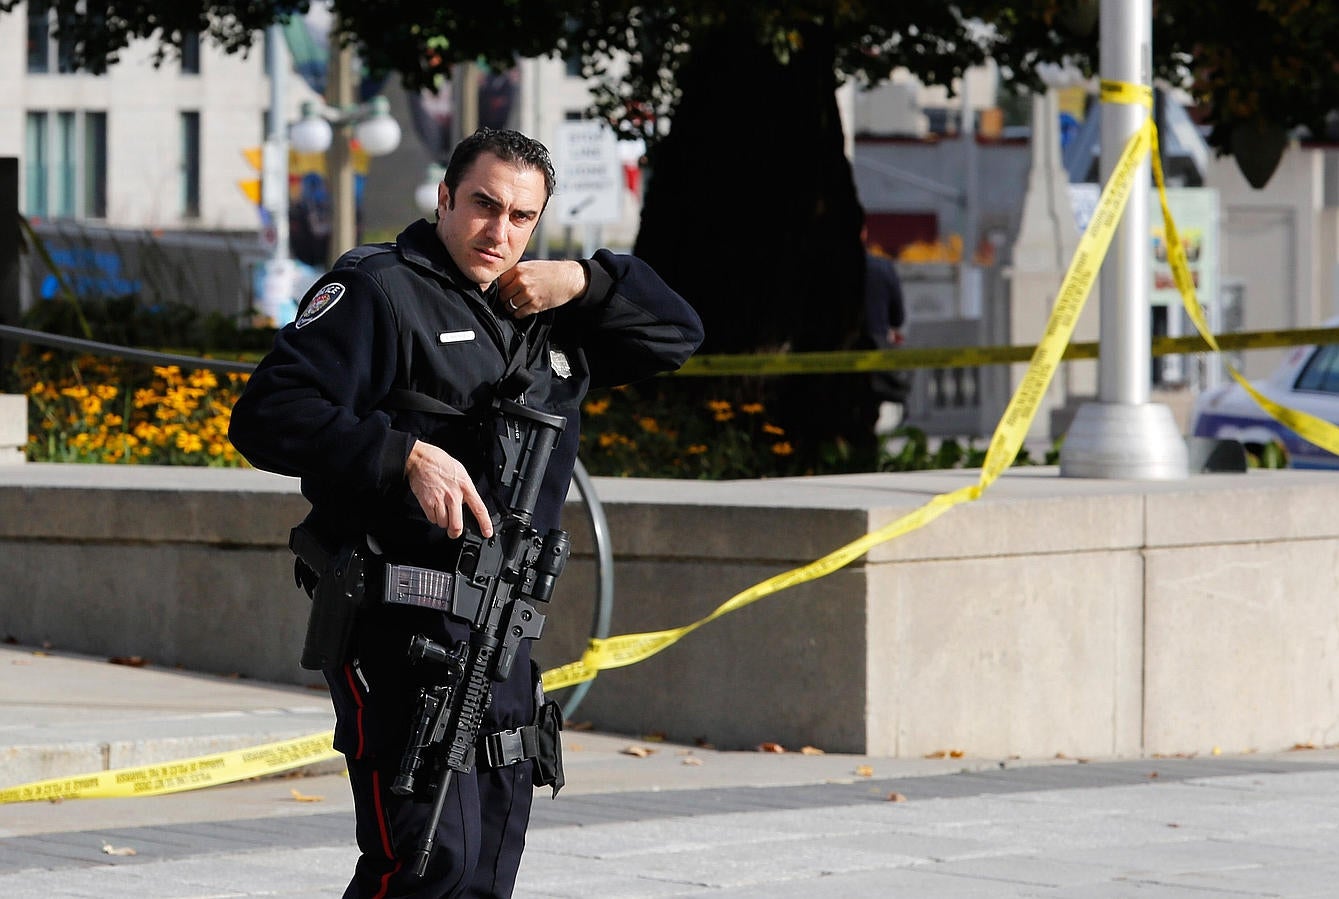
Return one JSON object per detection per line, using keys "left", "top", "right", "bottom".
{"left": 229, "top": 128, "right": 702, "bottom": 898}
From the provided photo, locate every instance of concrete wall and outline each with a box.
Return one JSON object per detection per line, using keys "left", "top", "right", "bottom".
{"left": 2, "top": 463, "right": 1337, "bottom": 762}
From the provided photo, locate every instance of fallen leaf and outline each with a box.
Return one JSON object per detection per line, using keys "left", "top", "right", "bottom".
{"left": 924, "top": 750, "right": 948, "bottom": 759}
{"left": 108, "top": 656, "right": 148, "bottom": 667}
{"left": 290, "top": 788, "right": 323, "bottom": 802}
{"left": 694, "top": 737, "right": 715, "bottom": 749}
{"left": 681, "top": 756, "right": 703, "bottom": 767}
{"left": 1291, "top": 742, "right": 1318, "bottom": 751}
{"left": 642, "top": 731, "right": 667, "bottom": 743}
{"left": 949, "top": 749, "right": 965, "bottom": 759}
{"left": 799, "top": 746, "right": 825, "bottom": 756}
{"left": 854, "top": 765, "right": 875, "bottom": 778}
{"left": 101, "top": 843, "right": 137, "bottom": 856}
{"left": 757, "top": 742, "right": 786, "bottom": 754}
{"left": 621, "top": 745, "right": 655, "bottom": 758}
{"left": 886, "top": 792, "right": 908, "bottom": 802}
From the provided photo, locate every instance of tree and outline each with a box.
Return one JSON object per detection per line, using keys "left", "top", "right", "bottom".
{"left": 10, "top": 0, "right": 1339, "bottom": 466}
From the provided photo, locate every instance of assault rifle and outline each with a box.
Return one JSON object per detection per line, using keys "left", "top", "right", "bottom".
{"left": 392, "top": 397, "right": 570, "bottom": 878}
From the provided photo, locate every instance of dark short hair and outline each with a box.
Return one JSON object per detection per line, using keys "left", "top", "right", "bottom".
{"left": 442, "top": 128, "right": 557, "bottom": 206}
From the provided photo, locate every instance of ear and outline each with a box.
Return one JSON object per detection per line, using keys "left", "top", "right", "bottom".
{"left": 438, "top": 180, "right": 452, "bottom": 212}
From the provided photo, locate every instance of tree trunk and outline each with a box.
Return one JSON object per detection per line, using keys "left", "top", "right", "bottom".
{"left": 634, "top": 19, "right": 876, "bottom": 468}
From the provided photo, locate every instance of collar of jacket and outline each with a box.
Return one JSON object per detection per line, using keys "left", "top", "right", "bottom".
{"left": 395, "top": 218, "right": 487, "bottom": 300}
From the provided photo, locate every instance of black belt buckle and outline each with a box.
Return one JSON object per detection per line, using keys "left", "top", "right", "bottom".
{"left": 483, "top": 727, "right": 529, "bottom": 768}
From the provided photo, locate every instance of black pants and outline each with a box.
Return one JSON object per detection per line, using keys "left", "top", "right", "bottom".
{"left": 343, "top": 754, "right": 534, "bottom": 898}
{"left": 327, "top": 605, "right": 540, "bottom": 899}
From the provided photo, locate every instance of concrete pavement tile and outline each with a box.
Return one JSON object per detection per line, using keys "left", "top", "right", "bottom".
{"left": 0, "top": 846, "right": 354, "bottom": 899}
{"left": 523, "top": 817, "right": 756, "bottom": 861}
{"left": 1049, "top": 837, "right": 1324, "bottom": 882}
{"left": 1039, "top": 879, "right": 1271, "bottom": 897}
{"left": 705, "top": 865, "right": 1032, "bottom": 898}
{"left": 578, "top": 832, "right": 926, "bottom": 891}
{"left": 1149, "top": 857, "right": 1339, "bottom": 897}
{"left": 923, "top": 852, "right": 1152, "bottom": 890}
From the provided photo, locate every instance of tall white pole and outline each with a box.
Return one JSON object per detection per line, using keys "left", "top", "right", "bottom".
{"left": 1098, "top": 1, "right": 1149, "bottom": 405}
{"left": 1058, "top": 0, "right": 1187, "bottom": 479}
{"left": 326, "top": 32, "right": 356, "bottom": 267}
{"left": 264, "top": 24, "right": 289, "bottom": 265}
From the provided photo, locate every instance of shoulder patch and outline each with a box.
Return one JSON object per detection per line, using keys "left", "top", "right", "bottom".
{"left": 295, "top": 282, "right": 346, "bottom": 329}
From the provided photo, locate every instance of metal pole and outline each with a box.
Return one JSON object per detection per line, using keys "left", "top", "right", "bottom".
{"left": 0, "top": 158, "right": 19, "bottom": 371}
{"left": 326, "top": 32, "right": 356, "bottom": 266}
{"left": 265, "top": 25, "right": 290, "bottom": 265}
{"left": 1058, "top": 0, "right": 1187, "bottom": 479}
{"left": 1099, "top": 1, "right": 1148, "bottom": 407}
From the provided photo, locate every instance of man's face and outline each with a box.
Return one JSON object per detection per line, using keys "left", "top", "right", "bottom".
{"left": 435, "top": 152, "right": 546, "bottom": 290}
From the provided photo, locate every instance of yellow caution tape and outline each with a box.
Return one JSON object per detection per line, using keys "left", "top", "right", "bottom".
{"left": 1147, "top": 103, "right": 1339, "bottom": 456}
{"left": 0, "top": 732, "right": 341, "bottom": 804}
{"left": 671, "top": 326, "right": 1339, "bottom": 377}
{"left": 542, "top": 93, "right": 1156, "bottom": 694}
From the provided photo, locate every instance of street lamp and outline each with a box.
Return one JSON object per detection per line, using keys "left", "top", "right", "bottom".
{"left": 289, "top": 95, "right": 403, "bottom": 158}
{"left": 415, "top": 164, "right": 446, "bottom": 217}
{"left": 291, "top": 37, "right": 403, "bottom": 269}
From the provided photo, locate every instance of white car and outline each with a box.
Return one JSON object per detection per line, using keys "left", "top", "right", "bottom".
{"left": 1190, "top": 336, "right": 1339, "bottom": 469}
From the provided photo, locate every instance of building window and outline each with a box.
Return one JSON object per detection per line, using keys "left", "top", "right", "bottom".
{"left": 25, "top": 112, "right": 49, "bottom": 216}
{"left": 26, "top": 0, "right": 49, "bottom": 72}
{"left": 180, "top": 31, "right": 201, "bottom": 75}
{"left": 27, "top": 1, "right": 78, "bottom": 74}
{"left": 181, "top": 111, "right": 201, "bottom": 218}
{"left": 24, "top": 110, "right": 109, "bottom": 220}
{"left": 85, "top": 112, "right": 108, "bottom": 218}
{"left": 55, "top": 111, "right": 76, "bottom": 216}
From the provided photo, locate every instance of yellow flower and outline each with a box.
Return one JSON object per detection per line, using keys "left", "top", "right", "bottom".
{"left": 713, "top": 409, "right": 734, "bottom": 422}
{"left": 686, "top": 444, "right": 708, "bottom": 455}
{"left": 188, "top": 370, "right": 218, "bottom": 390}
{"left": 763, "top": 423, "right": 785, "bottom": 436}
{"left": 707, "top": 400, "right": 732, "bottom": 413}
{"left": 638, "top": 417, "right": 659, "bottom": 433}
{"left": 740, "top": 403, "right": 764, "bottom": 415}
{"left": 584, "top": 397, "right": 611, "bottom": 416}
{"left": 175, "top": 432, "right": 204, "bottom": 454}
{"left": 771, "top": 441, "right": 794, "bottom": 456}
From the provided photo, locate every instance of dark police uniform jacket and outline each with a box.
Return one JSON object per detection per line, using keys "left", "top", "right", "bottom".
{"left": 229, "top": 218, "right": 703, "bottom": 761}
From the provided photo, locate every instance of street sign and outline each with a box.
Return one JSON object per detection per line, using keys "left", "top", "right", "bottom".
{"left": 552, "top": 121, "right": 621, "bottom": 226}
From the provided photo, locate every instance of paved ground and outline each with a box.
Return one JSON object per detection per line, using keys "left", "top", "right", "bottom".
{"left": 5, "top": 643, "right": 1339, "bottom": 897}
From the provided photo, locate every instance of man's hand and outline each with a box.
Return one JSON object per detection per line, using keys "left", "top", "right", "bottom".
{"left": 405, "top": 441, "right": 494, "bottom": 539}
{"left": 497, "top": 260, "right": 588, "bottom": 317}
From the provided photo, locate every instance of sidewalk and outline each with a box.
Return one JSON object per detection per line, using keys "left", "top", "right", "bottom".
{"left": 5, "top": 643, "right": 1339, "bottom": 897}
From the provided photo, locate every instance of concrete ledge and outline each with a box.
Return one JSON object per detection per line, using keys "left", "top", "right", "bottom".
{"left": 0, "top": 395, "right": 25, "bottom": 464}
{"left": 2, "top": 463, "right": 1337, "bottom": 760}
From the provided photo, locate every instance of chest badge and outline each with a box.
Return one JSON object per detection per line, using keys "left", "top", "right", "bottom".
{"left": 549, "top": 347, "right": 572, "bottom": 379}
{"left": 438, "top": 330, "right": 476, "bottom": 344}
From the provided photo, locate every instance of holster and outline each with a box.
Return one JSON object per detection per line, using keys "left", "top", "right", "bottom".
{"left": 292, "top": 525, "right": 367, "bottom": 671}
